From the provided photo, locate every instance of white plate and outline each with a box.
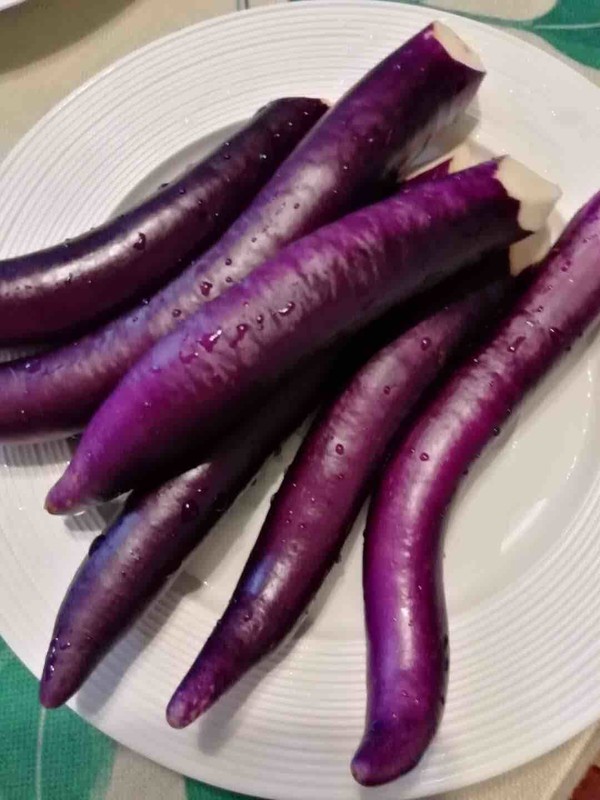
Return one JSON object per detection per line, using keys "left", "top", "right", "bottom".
{"left": 0, "top": 0, "right": 26, "bottom": 10}
{"left": 1, "top": 2, "right": 600, "bottom": 798}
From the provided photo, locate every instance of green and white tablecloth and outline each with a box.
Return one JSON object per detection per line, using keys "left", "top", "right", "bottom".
{"left": 1, "top": 1, "right": 599, "bottom": 799}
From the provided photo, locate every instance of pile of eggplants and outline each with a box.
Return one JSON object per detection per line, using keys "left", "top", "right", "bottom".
{"left": 4, "top": 18, "right": 598, "bottom": 789}
{"left": 0, "top": 19, "right": 479, "bottom": 443}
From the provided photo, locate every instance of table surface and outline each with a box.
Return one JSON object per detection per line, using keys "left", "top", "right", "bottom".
{"left": 1, "top": 1, "right": 599, "bottom": 799}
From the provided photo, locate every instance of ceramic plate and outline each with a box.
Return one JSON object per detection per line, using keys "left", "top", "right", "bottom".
{"left": 1, "top": 2, "right": 600, "bottom": 798}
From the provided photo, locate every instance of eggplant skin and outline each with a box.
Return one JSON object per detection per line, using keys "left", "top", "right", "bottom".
{"left": 38, "top": 358, "right": 331, "bottom": 710}
{"left": 352, "top": 192, "right": 600, "bottom": 787}
{"left": 164, "top": 262, "right": 512, "bottom": 730}
{"left": 0, "top": 98, "right": 328, "bottom": 343}
{"left": 0, "top": 21, "right": 482, "bottom": 445}
{"left": 47, "top": 158, "right": 532, "bottom": 513}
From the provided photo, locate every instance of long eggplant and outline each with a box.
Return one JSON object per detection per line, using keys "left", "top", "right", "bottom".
{"left": 0, "top": 99, "right": 328, "bottom": 343}
{"left": 47, "top": 158, "right": 559, "bottom": 513}
{"left": 0, "top": 21, "right": 484, "bottom": 443}
{"left": 352, "top": 191, "right": 600, "bottom": 787}
{"left": 165, "top": 261, "right": 513, "bottom": 729}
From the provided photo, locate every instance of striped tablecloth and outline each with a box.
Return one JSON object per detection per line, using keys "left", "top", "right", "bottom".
{"left": 1, "top": 1, "right": 599, "bottom": 798}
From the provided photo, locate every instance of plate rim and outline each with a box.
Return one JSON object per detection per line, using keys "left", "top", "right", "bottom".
{"left": 2, "top": 0, "right": 600, "bottom": 178}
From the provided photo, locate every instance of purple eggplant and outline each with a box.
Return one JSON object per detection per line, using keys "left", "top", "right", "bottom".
{"left": 351, "top": 192, "right": 600, "bottom": 787}
{"left": 0, "top": 99, "right": 328, "bottom": 344}
{"left": 39, "top": 358, "right": 332, "bottom": 709}
{"left": 0, "top": 21, "right": 483, "bottom": 444}
{"left": 46, "top": 157, "right": 559, "bottom": 513}
{"left": 165, "top": 260, "right": 513, "bottom": 729}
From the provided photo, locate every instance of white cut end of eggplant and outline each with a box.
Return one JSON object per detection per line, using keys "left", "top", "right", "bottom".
{"left": 407, "top": 140, "right": 489, "bottom": 181}
{"left": 509, "top": 207, "right": 562, "bottom": 275}
{"left": 448, "top": 140, "right": 489, "bottom": 173}
{"left": 432, "top": 22, "right": 484, "bottom": 72}
{"left": 509, "top": 230, "right": 551, "bottom": 275}
{"left": 496, "top": 156, "right": 561, "bottom": 234}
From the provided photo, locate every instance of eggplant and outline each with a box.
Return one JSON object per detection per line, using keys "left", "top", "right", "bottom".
{"left": 0, "top": 99, "right": 328, "bottom": 343}
{"left": 46, "top": 157, "right": 559, "bottom": 513}
{"left": 352, "top": 191, "right": 600, "bottom": 787}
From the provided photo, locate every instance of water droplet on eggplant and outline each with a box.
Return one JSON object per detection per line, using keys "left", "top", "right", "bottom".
{"left": 278, "top": 301, "right": 295, "bottom": 316}
{"left": 507, "top": 335, "right": 525, "bottom": 353}
{"left": 181, "top": 500, "right": 199, "bottom": 522}
{"left": 199, "top": 329, "right": 222, "bottom": 353}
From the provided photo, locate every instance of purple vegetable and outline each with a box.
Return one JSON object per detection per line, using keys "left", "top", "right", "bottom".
{"left": 39, "top": 358, "right": 331, "bottom": 709}
{"left": 351, "top": 192, "right": 600, "bottom": 788}
{"left": 0, "top": 99, "right": 328, "bottom": 344}
{"left": 165, "top": 261, "right": 513, "bottom": 729}
{"left": 0, "top": 21, "right": 483, "bottom": 444}
{"left": 47, "top": 157, "right": 558, "bottom": 513}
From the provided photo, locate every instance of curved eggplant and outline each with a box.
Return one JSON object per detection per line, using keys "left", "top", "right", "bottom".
{"left": 352, "top": 191, "right": 600, "bottom": 786}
